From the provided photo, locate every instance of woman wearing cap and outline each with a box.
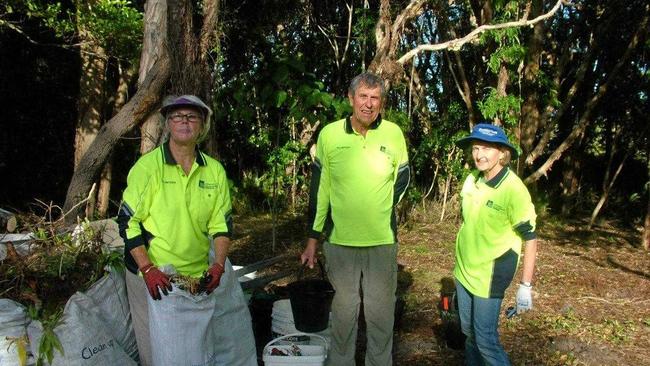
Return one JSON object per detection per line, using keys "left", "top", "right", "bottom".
{"left": 117, "top": 95, "right": 236, "bottom": 365}
{"left": 453, "top": 123, "right": 538, "bottom": 365}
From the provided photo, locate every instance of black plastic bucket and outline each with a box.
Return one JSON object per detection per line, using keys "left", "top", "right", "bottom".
{"left": 287, "top": 263, "right": 335, "bottom": 332}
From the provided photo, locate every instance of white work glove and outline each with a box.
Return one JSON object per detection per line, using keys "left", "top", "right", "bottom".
{"left": 516, "top": 283, "right": 533, "bottom": 314}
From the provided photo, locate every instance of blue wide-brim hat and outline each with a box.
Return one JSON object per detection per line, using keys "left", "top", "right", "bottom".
{"left": 455, "top": 123, "right": 519, "bottom": 159}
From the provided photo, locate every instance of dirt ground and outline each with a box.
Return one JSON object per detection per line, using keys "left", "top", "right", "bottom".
{"left": 229, "top": 205, "right": 650, "bottom": 366}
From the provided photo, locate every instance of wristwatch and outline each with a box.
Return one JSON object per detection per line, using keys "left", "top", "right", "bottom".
{"left": 520, "top": 281, "right": 532, "bottom": 287}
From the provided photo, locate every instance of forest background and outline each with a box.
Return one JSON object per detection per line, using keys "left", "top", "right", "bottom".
{"left": 1, "top": 0, "right": 648, "bottom": 240}
{"left": 1, "top": 0, "right": 649, "bottom": 364}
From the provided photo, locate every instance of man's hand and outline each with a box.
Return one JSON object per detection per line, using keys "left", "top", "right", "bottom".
{"left": 300, "top": 238, "right": 319, "bottom": 269}
{"left": 141, "top": 264, "right": 172, "bottom": 300}
{"left": 516, "top": 282, "right": 533, "bottom": 314}
{"left": 205, "top": 262, "right": 225, "bottom": 294}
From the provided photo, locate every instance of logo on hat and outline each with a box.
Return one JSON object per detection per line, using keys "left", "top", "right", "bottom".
{"left": 478, "top": 127, "right": 497, "bottom": 136}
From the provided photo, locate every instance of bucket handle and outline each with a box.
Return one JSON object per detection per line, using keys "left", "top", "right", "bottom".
{"left": 263, "top": 332, "right": 329, "bottom": 353}
{"left": 297, "top": 261, "right": 327, "bottom": 281}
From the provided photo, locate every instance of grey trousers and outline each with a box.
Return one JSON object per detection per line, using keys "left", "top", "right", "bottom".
{"left": 323, "top": 242, "right": 398, "bottom": 366}
{"left": 125, "top": 270, "right": 152, "bottom": 366}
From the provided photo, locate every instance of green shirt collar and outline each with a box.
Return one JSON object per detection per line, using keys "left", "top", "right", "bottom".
{"left": 344, "top": 114, "right": 383, "bottom": 134}
{"left": 162, "top": 140, "right": 206, "bottom": 166}
{"left": 481, "top": 166, "right": 509, "bottom": 188}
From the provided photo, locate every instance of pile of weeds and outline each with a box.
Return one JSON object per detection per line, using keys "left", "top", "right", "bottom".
{"left": 1, "top": 204, "right": 124, "bottom": 365}
{"left": 0, "top": 207, "right": 123, "bottom": 321}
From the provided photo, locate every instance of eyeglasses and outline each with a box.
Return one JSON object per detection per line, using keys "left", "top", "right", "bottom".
{"left": 168, "top": 113, "right": 202, "bottom": 123}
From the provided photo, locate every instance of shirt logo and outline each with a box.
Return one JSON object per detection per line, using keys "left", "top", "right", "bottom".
{"left": 162, "top": 179, "right": 176, "bottom": 184}
{"left": 336, "top": 145, "right": 351, "bottom": 149}
{"left": 199, "top": 180, "right": 218, "bottom": 189}
{"left": 486, "top": 200, "right": 505, "bottom": 211}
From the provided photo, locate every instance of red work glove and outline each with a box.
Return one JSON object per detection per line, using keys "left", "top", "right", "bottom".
{"left": 140, "top": 264, "right": 172, "bottom": 300}
{"left": 205, "top": 262, "right": 225, "bottom": 294}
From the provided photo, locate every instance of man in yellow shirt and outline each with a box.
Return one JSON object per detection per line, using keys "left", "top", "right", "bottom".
{"left": 301, "top": 73, "right": 410, "bottom": 365}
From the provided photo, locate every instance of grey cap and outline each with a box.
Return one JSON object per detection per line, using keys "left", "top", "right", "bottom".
{"left": 160, "top": 95, "right": 213, "bottom": 143}
{"left": 160, "top": 95, "right": 212, "bottom": 118}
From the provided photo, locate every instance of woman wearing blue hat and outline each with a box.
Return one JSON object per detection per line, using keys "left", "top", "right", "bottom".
{"left": 453, "top": 123, "right": 538, "bottom": 365}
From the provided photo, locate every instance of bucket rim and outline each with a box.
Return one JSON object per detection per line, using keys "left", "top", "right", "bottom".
{"left": 264, "top": 332, "right": 329, "bottom": 353}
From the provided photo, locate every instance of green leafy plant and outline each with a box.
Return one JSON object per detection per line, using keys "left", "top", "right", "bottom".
{"left": 30, "top": 310, "right": 64, "bottom": 366}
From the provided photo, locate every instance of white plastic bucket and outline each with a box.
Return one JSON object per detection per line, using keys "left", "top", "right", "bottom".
{"left": 271, "top": 300, "right": 298, "bottom": 335}
{"left": 271, "top": 300, "right": 332, "bottom": 344}
{"left": 262, "top": 333, "right": 328, "bottom": 366}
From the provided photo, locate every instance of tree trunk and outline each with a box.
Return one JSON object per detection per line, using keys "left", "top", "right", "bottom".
{"left": 641, "top": 142, "right": 650, "bottom": 250}
{"left": 166, "top": 0, "right": 221, "bottom": 155}
{"left": 74, "top": 1, "right": 108, "bottom": 219}
{"left": 588, "top": 154, "right": 627, "bottom": 229}
{"left": 641, "top": 194, "right": 650, "bottom": 250}
{"left": 519, "top": 0, "right": 544, "bottom": 168}
{"left": 62, "top": 56, "right": 171, "bottom": 224}
{"left": 168, "top": 0, "right": 218, "bottom": 98}
{"left": 95, "top": 161, "right": 112, "bottom": 218}
{"left": 139, "top": 0, "right": 168, "bottom": 154}
{"left": 493, "top": 63, "right": 509, "bottom": 126}
{"left": 560, "top": 145, "right": 582, "bottom": 215}
{"left": 74, "top": 40, "right": 106, "bottom": 167}
{"left": 96, "top": 63, "right": 136, "bottom": 218}
{"left": 369, "top": 0, "right": 427, "bottom": 85}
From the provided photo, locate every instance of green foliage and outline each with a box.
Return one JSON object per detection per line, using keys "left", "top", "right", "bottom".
{"left": 383, "top": 109, "right": 411, "bottom": 132}
{"left": 215, "top": 54, "right": 349, "bottom": 208}
{"left": 5, "top": 0, "right": 142, "bottom": 61}
{"left": 487, "top": 42, "right": 526, "bottom": 74}
{"left": 477, "top": 87, "right": 522, "bottom": 127}
{"left": 77, "top": 0, "right": 143, "bottom": 60}
{"left": 32, "top": 310, "right": 64, "bottom": 366}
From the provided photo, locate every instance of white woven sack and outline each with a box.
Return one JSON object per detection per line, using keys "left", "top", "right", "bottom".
{"left": 84, "top": 269, "right": 138, "bottom": 359}
{"left": 0, "top": 299, "right": 29, "bottom": 366}
{"left": 27, "top": 291, "right": 137, "bottom": 366}
{"left": 147, "top": 258, "right": 257, "bottom": 366}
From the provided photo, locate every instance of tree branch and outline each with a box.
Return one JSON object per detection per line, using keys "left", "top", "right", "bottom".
{"left": 62, "top": 55, "right": 171, "bottom": 224}
{"left": 397, "top": 0, "right": 567, "bottom": 65}
{"left": 340, "top": 2, "right": 354, "bottom": 65}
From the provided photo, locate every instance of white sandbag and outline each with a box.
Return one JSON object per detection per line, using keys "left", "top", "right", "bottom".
{"left": 84, "top": 269, "right": 138, "bottom": 359}
{"left": 0, "top": 299, "right": 29, "bottom": 366}
{"left": 27, "top": 281, "right": 137, "bottom": 366}
{"left": 148, "top": 259, "right": 257, "bottom": 366}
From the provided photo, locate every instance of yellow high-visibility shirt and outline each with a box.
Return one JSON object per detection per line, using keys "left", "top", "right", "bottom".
{"left": 454, "top": 167, "right": 536, "bottom": 298}
{"left": 119, "top": 141, "right": 232, "bottom": 277}
{"left": 308, "top": 117, "right": 410, "bottom": 246}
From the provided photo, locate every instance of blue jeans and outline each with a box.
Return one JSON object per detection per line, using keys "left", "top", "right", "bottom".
{"left": 455, "top": 280, "right": 511, "bottom": 366}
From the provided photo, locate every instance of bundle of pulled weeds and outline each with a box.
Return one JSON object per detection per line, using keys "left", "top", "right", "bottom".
{"left": 0, "top": 212, "right": 123, "bottom": 316}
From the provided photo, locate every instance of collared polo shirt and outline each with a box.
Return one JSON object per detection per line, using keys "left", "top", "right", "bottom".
{"left": 119, "top": 142, "right": 232, "bottom": 277}
{"left": 454, "top": 167, "right": 536, "bottom": 298}
{"left": 309, "top": 117, "right": 410, "bottom": 246}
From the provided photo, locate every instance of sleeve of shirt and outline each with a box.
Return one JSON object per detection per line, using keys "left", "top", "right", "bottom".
{"left": 308, "top": 133, "right": 331, "bottom": 238}
{"left": 393, "top": 128, "right": 410, "bottom": 206}
{"left": 117, "top": 160, "right": 156, "bottom": 251}
{"left": 508, "top": 181, "right": 537, "bottom": 241}
{"left": 208, "top": 163, "right": 233, "bottom": 239}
